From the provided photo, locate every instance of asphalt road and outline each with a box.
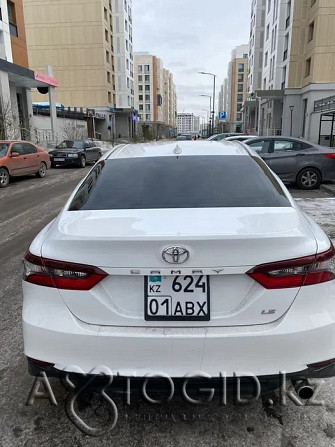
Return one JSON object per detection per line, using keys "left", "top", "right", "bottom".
{"left": 1, "top": 169, "right": 335, "bottom": 447}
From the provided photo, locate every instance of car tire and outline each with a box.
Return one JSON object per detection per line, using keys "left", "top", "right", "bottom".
{"left": 296, "top": 167, "right": 322, "bottom": 190}
{"left": 79, "top": 155, "right": 86, "bottom": 168}
{"left": 0, "top": 167, "right": 9, "bottom": 188}
{"left": 36, "top": 162, "right": 47, "bottom": 178}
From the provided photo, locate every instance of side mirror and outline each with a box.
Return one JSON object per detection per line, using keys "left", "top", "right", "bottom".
{"left": 11, "top": 152, "right": 20, "bottom": 157}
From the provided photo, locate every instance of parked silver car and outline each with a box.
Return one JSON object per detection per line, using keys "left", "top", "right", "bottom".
{"left": 244, "top": 136, "right": 335, "bottom": 189}
{"left": 207, "top": 133, "right": 242, "bottom": 141}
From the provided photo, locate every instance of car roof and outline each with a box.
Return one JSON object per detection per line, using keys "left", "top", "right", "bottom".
{"left": 106, "top": 141, "right": 252, "bottom": 160}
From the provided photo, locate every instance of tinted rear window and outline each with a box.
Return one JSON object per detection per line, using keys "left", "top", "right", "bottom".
{"left": 69, "top": 156, "right": 290, "bottom": 211}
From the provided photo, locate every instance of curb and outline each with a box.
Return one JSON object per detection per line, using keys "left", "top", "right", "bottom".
{"left": 321, "top": 184, "right": 335, "bottom": 195}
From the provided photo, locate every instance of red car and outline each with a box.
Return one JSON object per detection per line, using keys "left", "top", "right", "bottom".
{"left": 0, "top": 140, "right": 51, "bottom": 188}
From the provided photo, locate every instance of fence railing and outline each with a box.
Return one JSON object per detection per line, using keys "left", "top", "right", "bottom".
{"left": 314, "top": 95, "right": 335, "bottom": 113}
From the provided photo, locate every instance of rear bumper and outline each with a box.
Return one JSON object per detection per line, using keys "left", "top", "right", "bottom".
{"left": 51, "top": 158, "right": 80, "bottom": 166}
{"left": 23, "top": 281, "right": 335, "bottom": 379}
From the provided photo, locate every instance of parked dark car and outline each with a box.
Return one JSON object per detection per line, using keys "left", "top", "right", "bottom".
{"left": 49, "top": 140, "right": 102, "bottom": 168}
{"left": 244, "top": 136, "right": 335, "bottom": 190}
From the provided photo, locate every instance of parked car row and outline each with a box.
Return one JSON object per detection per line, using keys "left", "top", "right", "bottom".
{"left": 0, "top": 140, "right": 102, "bottom": 188}
{"left": 208, "top": 133, "right": 335, "bottom": 190}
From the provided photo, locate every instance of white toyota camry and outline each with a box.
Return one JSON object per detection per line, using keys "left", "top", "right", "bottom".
{"left": 23, "top": 141, "right": 335, "bottom": 396}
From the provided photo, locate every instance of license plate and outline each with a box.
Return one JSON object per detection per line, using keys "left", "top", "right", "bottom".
{"left": 145, "top": 275, "right": 210, "bottom": 321}
{"left": 54, "top": 158, "right": 65, "bottom": 161}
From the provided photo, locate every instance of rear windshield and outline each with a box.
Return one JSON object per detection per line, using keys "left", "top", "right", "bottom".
{"left": 58, "top": 141, "right": 85, "bottom": 149}
{"left": 69, "top": 156, "right": 290, "bottom": 211}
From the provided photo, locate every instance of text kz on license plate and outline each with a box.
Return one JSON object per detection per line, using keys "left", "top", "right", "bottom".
{"left": 145, "top": 275, "right": 210, "bottom": 321}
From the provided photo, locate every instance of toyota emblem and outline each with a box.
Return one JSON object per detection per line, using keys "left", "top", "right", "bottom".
{"left": 162, "top": 246, "right": 190, "bottom": 264}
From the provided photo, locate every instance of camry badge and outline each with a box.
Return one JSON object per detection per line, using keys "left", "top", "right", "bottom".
{"left": 162, "top": 246, "right": 190, "bottom": 264}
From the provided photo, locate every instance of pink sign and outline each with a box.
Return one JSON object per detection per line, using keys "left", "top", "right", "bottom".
{"left": 34, "top": 71, "right": 59, "bottom": 87}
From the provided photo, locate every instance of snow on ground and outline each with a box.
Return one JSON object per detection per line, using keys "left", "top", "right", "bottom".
{"left": 295, "top": 198, "right": 335, "bottom": 239}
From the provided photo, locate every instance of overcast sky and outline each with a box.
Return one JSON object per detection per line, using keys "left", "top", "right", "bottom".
{"left": 133, "top": 0, "right": 251, "bottom": 119}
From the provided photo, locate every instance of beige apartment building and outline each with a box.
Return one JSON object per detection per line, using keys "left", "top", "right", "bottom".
{"left": 23, "top": 0, "right": 135, "bottom": 139}
{"left": 284, "top": 0, "right": 335, "bottom": 144}
{"left": 225, "top": 45, "right": 249, "bottom": 132}
{"left": 134, "top": 52, "right": 177, "bottom": 138}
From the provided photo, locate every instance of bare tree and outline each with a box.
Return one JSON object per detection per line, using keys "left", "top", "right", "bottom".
{"left": 62, "top": 120, "right": 88, "bottom": 141}
{"left": 0, "top": 100, "right": 22, "bottom": 140}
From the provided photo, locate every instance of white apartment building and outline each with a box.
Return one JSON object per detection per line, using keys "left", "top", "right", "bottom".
{"left": 112, "top": 0, "right": 134, "bottom": 109}
{"left": 177, "top": 113, "right": 195, "bottom": 133}
{"left": 245, "top": 0, "right": 294, "bottom": 135}
{"left": 246, "top": 0, "right": 335, "bottom": 144}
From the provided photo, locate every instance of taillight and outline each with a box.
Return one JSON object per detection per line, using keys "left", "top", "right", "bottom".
{"left": 323, "top": 154, "right": 335, "bottom": 160}
{"left": 23, "top": 252, "right": 107, "bottom": 290}
{"left": 247, "top": 244, "right": 335, "bottom": 289}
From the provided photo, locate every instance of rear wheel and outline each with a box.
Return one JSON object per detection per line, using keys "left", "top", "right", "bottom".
{"left": 36, "top": 162, "right": 47, "bottom": 178}
{"left": 296, "top": 167, "right": 321, "bottom": 190}
{"left": 79, "top": 155, "right": 86, "bottom": 168}
{"left": 0, "top": 168, "right": 9, "bottom": 188}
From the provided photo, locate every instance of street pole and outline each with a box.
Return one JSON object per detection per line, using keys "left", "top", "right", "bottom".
{"left": 199, "top": 71, "right": 217, "bottom": 136}
{"left": 212, "top": 75, "right": 216, "bottom": 136}
{"left": 289, "top": 105, "right": 294, "bottom": 137}
{"left": 200, "top": 95, "right": 212, "bottom": 136}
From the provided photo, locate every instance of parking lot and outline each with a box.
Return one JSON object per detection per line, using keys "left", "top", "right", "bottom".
{"left": 2, "top": 166, "right": 335, "bottom": 446}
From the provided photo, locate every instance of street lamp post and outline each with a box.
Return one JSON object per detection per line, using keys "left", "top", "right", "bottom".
{"left": 289, "top": 105, "right": 294, "bottom": 137}
{"left": 200, "top": 95, "right": 212, "bottom": 137}
{"left": 199, "top": 72, "right": 216, "bottom": 136}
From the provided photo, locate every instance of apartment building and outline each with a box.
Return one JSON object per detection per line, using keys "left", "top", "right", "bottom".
{"left": 23, "top": 0, "right": 135, "bottom": 139}
{"left": 246, "top": 0, "right": 335, "bottom": 144}
{"left": 224, "top": 44, "right": 249, "bottom": 132}
{"left": 177, "top": 113, "right": 195, "bottom": 133}
{"left": 135, "top": 52, "right": 177, "bottom": 138}
{"left": 0, "top": 0, "right": 57, "bottom": 140}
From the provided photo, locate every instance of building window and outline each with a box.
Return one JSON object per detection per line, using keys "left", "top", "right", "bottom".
{"left": 106, "top": 51, "right": 110, "bottom": 63}
{"left": 283, "top": 34, "right": 289, "bottom": 61}
{"left": 238, "top": 73, "right": 244, "bottom": 82}
{"left": 281, "top": 65, "right": 287, "bottom": 89}
{"left": 238, "top": 63, "right": 244, "bottom": 72}
{"left": 139, "top": 104, "right": 143, "bottom": 110}
{"left": 104, "top": 7, "right": 107, "bottom": 20}
{"left": 108, "top": 91, "right": 112, "bottom": 103}
{"left": 138, "top": 85, "right": 143, "bottom": 92}
{"left": 264, "top": 51, "right": 268, "bottom": 66}
{"left": 237, "top": 103, "right": 242, "bottom": 112}
{"left": 144, "top": 65, "right": 150, "bottom": 72}
{"left": 138, "top": 65, "right": 142, "bottom": 73}
{"left": 138, "top": 75, "right": 142, "bottom": 82}
{"left": 107, "top": 71, "right": 111, "bottom": 83}
{"left": 266, "top": 24, "right": 270, "bottom": 40}
{"left": 308, "top": 21, "right": 314, "bottom": 42}
{"left": 125, "top": 20, "right": 128, "bottom": 31}
{"left": 145, "top": 104, "right": 150, "bottom": 111}
{"left": 236, "top": 113, "right": 242, "bottom": 121}
{"left": 305, "top": 57, "right": 311, "bottom": 77}
{"left": 243, "top": 53, "right": 248, "bottom": 58}
{"left": 237, "top": 84, "right": 243, "bottom": 92}
{"left": 105, "top": 29, "right": 109, "bottom": 42}
{"left": 145, "top": 75, "right": 150, "bottom": 82}
{"left": 139, "top": 95, "right": 143, "bottom": 100}
{"left": 145, "top": 85, "right": 150, "bottom": 91}
{"left": 146, "top": 114, "right": 151, "bottom": 120}
{"left": 267, "top": 0, "right": 271, "bottom": 13}
{"left": 237, "top": 94, "right": 243, "bottom": 102}
{"left": 145, "top": 94, "right": 150, "bottom": 101}
{"left": 7, "top": 1, "right": 18, "bottom": 36}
